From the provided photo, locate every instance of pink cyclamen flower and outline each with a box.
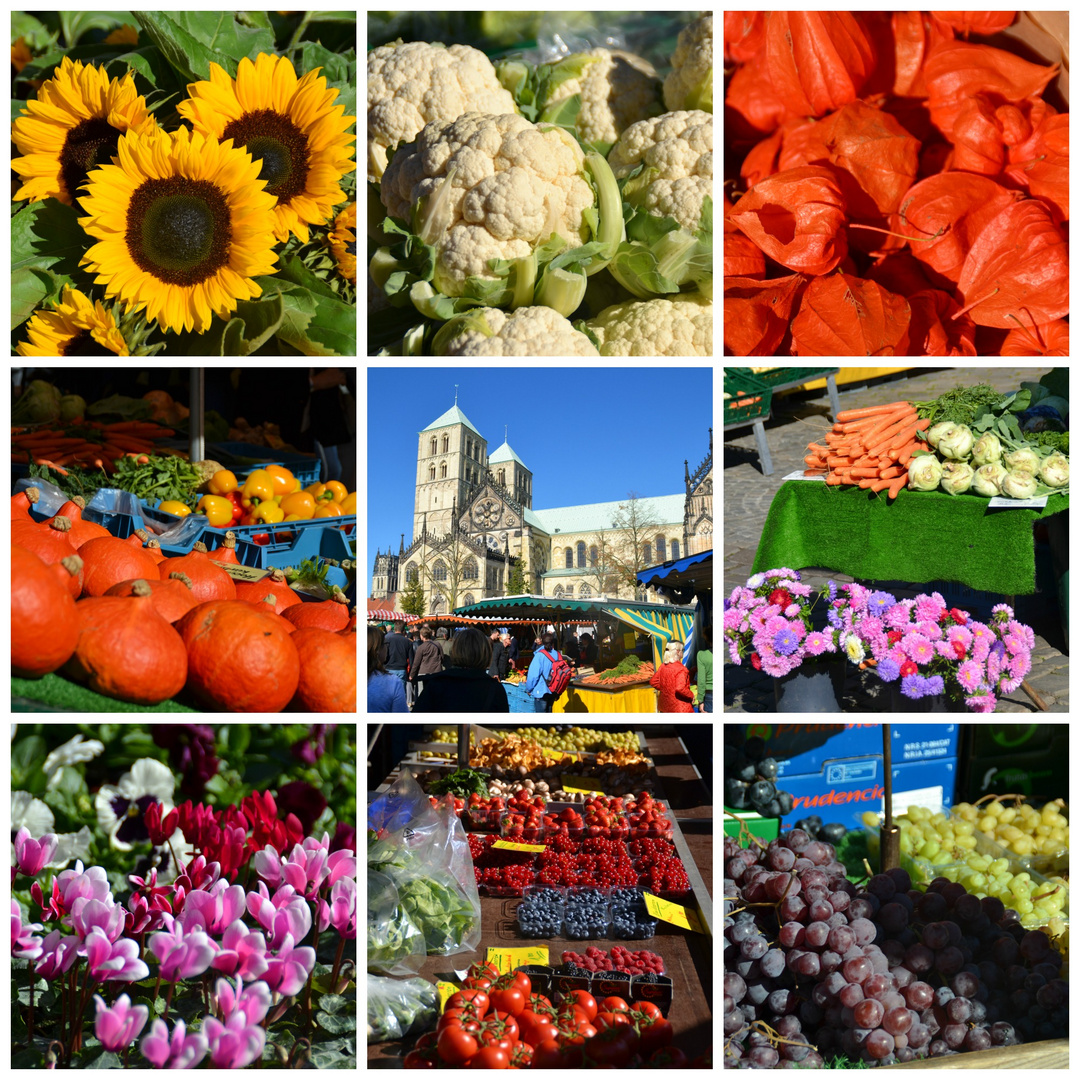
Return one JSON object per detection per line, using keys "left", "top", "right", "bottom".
{"left": 14, "top": 827, "right": 59, "bottom": 877}
{"left": 202, "top": 1013, "right": 267, "bottom": 1069}
{"left": 181, "top": 882, "right": 247, "bottom": 936}
{"left": 149, "top": 922, "right": 217, "bottom": 982}
{"left": 246, "top": 883, "right": 311, "bottom": 948}
{"left": 141, "top": 1018, "right": 209, "bottom": 1069}
{"left": 84, "top": 927, "right": 149, "bottom": 982}
{"left": 214, "top": 976, "right": 272, "bottom": 1026}
{"left": 209, "top": 920, "right": 269, "bottom": 981}
{"left": 11, "top": 900, "right": 43, "bottom": 959}
{"left": 261, "top": 932, "right": 316, "bottom": 997}
{"left": 94, "top": 993, "right": 149, "bottom": 1052}
{"left": 324, "top": 876, "right": 356, "bottom": 939}
{"left": 70, "top": 897, "right": 126, "bottom": 943}
{"left": 34, "top": 930, "right": 80, "bottom": 979}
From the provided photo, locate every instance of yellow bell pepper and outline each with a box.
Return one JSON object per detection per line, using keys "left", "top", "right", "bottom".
{"left": 241, "top": 469, "right": 276, "bottom": 509}
{"left": 159, "top": 500, "right": 192, "bottom": 517}
{"left": 339, "top": 492, "right": 357, "bottom": 515}
{"left": 207, "top": 469, "right": 238, "bottom": 495}
{"left": 250, "top": 502, "right": 285, "bottom": 524}
{"left": 281, "top": 491, "right": 317, "bottom": 518}
{"left": 314, "top": 502, "right": 343, "bottom": 518}
{"left": 305, "top": 482, "right": 338, "bottom": 503}
{"left": 196, "top": 495, "right": 235, "bottom": 527}
{"left": 264, "top": 465, "right": 296, "bottom": 497}
{"left": 324, "top": 480, "right": 348, "bottom": 503}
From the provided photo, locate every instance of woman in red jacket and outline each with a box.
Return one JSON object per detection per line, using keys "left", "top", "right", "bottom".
{"left": 650, "top": 640, "right": 696, "bottom": 712}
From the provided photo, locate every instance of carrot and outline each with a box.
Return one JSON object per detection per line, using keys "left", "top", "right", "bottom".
{"left": 834, "top": 401, "right": 912, "bottom": 422}
{"left": 869, "top": 478, "right": 894, "bottom": 492}
{"left": 896, "top": 443, "right": 923, "bottom": 465}
{"left": 860, "top": 407, "right": 917, "bottom": 443}
{"left": 867, "top": 416, "right": 927, "bottom": 458}
{"left": 850, "top": 468, "right": 882, "bottom": 478}
{"left": 884, "top": 418, "right": 931, "bottom": 454}
{"left": 888, "top": 475, "right": 908, "bottom": 499}
{"left": 33, "top": 458, "right": 69, "bottom": 475}
{"left": 805, "top": 455, "right": 826, "bottom": 468}
{"left": 826, "top": 472, "right": 846, "bottom": 485}
{"left": 807, "top": 442, "right": 830, "bottom": 455}
{"left": 12, "top": 451, "right": 29, "bottom": 463}
{"left": 877, "top": 466, "right": 902, "bottom": 480}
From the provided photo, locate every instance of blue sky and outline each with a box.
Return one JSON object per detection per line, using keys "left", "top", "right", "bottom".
{"left": 367, "top": 367, "right": 713, "bottom": 560}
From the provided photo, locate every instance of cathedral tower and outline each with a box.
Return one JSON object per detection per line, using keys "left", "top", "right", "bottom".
{"left": 414, "top": 402, "right": 487, "bottom": 541}
{"left": 488, "top": 428, "right": 532, "bottom": 509}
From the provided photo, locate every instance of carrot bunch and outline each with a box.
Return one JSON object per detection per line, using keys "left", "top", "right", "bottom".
{"left": 11, "top": 420, "right": 175, "bottom": 475}
{"left": 803, "top": 400, "right": 929, "bottom": 499}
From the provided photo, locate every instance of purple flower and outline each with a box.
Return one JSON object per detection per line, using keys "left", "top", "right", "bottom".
{"left": 867, "top": 591, "right": 896, "bottom": 617}
{"left": 329, "top": 822, "right": 356, "bottom": 855}
{"left": 214, "top": 976, "right": 272, "bottom": 1026}
{"left": 923, "top": 675, "right": 945, "bottom": 697}
{"left": 94, "top": 993, "right": 149, "bottom": 1052}
{"left": 84, "top": 927, "right": 150, "bottom": 982}
{"left": 34, "top": 929, "right": 79, "bottom": 979}
{"left": 275, "top": 781, "right": 327, "bottom": 835}
{"left": 141, "top": 1018, "right": 208, "bottom": 1069}
{"left": 209, "top": 920, "right": 269, "bottom": 981}
{"left": 772, "top": 625, "right": 800, "bottom": 656}
{"left": 203, "top": 1012, "right": 267, "bottom": 1068}
{"left": 149, "top": 921, "right": 217, "bottom": 982}
{"left": 876, "top": 657, "right": 900, "bottom": 683}
{"left": 261, "top": 932, "right": 316, "bottom": 997}
{"left": 899, "top": 674, "right": 925, "bottom": 700}
{"left": 152, "top": 725, "right": 219, "bottom": 800}
{"left": 14, "top": 827, "right": 59, "bottom": 878}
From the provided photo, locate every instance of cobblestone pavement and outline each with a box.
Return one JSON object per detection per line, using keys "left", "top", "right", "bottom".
{"left": 723, "top": 366, "right": 1069, "bottom": 713}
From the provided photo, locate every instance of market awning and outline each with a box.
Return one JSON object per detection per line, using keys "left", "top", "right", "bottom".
{"left": 637, "top": 549, "right": 713, "bottom": 604}
{"left": 367, "top": 599, "right": 410, "bottom": 621}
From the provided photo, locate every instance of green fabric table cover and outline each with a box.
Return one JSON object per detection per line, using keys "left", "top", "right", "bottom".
{"left": 751, "top": 482, "right": 1069, "bottom": 595}
{"left": 12, "top": 674, "right": 197, "bottom": 712}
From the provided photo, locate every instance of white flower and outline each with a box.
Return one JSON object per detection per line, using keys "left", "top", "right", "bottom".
{"left": 95, "top": 758, "right": 176, "bottom": 851}
{"left": 11, "top": 793, "right": 94, "bottom": 870}
{"left": 43, "top": 735, "right": 105, "bottom": 790}
{"left": 843, "top": 635, "right": 865, "bottom": 664}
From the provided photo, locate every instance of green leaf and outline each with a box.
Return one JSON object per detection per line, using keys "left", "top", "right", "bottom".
{"left": 60, "top": 11, "right": 131, "bottom": 48}
{"left": 316, "top": 1010, "right": 357, "bottom": 1035}
{"left": 304, "top": 293, "right": 356, "bottom": 356}
{"left": 220, "top": 294, "right": 285, "bottom": 356}
{"left": 85, "top": 1050, "right": 123, "bottom": 1069}
{"left": 11, "top": 200, "right": 91, "bottom": 281}
{"left": 131, "top": 10, "right": 274, "bottom": 81}
{"left": 11, "top": 268, "right": 61, "bottom": 331}
{"left": 11, "top": 12, "right": 55, "bottom": 48}
{"left": 317, "top": 993, "right": 349, "bottom": 1015}
{"left": 12, "top": 735, "right": 47, "bottom": 789}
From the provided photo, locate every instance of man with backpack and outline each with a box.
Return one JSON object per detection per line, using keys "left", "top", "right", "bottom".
{"left": 524, "top": 630, "right": 573, "bottom": 713}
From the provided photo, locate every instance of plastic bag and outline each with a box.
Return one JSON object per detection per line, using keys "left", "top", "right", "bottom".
{"left": 367, "top": 868, "right": 425, "bottom": 977}
{"left": 367, "top": 974, "right": 438, "bottom": 1044}
{"left": 368, "top": 770, "right": 482, "bottom": 957}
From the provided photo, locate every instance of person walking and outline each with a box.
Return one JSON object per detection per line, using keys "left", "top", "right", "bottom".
{"left": 525, "top": 630, "right": 566, "bottom": 714}
{"left": 382, "top": 620, "right": 412, "bottom": 691}
{"left": 695, "top": 626, "right": 713, "bottom": 713}
{"left": 488, "top": 631, "right": 509, "bottom": 682}
{"left": 410, "top": 625, "right": 446, "bottom": 701}
{"left": 414, "top": 628, "right": 510, "bottom": 712}
{"left": 368, "top": 627, "right": 408, "bottom": 712}
{"left": 650, "top": 640, "right": 696, "bottom": 712}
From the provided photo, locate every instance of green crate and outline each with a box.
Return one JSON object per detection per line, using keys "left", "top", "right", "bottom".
{"left": 723, "top": 372, "right": 772, "bottom": 426}
{"left": 728, "top": 366, "right": 836, "bottom": 390}
{"left": 724, "top": 806, "right": 779, "bottom": 844}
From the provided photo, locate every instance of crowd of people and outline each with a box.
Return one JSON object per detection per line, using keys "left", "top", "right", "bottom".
{"left": 367, "top": 620, "right": 713, "bottom": 714}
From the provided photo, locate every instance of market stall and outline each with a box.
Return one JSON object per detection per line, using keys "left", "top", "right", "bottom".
{"left": 724, "top": 722, "right": 1069, "bottom": 1069}
{"left": 12, "top": 367, "right": 357, "bottom": 712}
{"left": 368, "top": 723, "right": 714, "bottom": 1068}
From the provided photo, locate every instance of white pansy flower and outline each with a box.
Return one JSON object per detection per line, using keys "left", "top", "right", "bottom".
{"left": 43, "top": 735, "right": 105, "bottom": 789}
{"left": 95, "top": 758, "right": 176, "bottom": 851}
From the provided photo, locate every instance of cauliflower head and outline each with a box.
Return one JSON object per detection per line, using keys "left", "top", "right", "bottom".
{"left": 542, "top": 48, "right": 663, "bottom": 150}
{"left": 664, "top": 14, "right": 713, "bottom": 113}
{"left": 435, "top": 306, "right": 600, "bottom": 356}
{"left": 587, "top": 294, "right": 712, "bottom": 356}
{"left": 380, "top": 112, "right": 598, "bottom": 298}
{"left": 367, "top": 41, "right": 517, "bottom": 181}
{"left": 608, "top": 110, "right": 713, "bottom": 233}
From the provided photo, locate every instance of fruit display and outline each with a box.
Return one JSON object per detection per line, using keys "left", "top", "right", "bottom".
{"left": 953, "top": 798, "right": 1069, "bottom": 865}
{"left": 723, "top": 735, "right": 794, "bottom": 818}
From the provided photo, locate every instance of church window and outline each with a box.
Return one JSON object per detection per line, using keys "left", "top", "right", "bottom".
{"left": 463, "top": 593, "right": 474, "bottom": 606}
{"left": 576, "top": 541, "right": 585, "bottom": 568}
{"left": 440, "top": 461, "right": 447, "bottom": 478}
{"left": 463, "top": 558, "right": 478, "bottom": 580}
{"left": 656, "top": 536, "right": 666, "bottom": 561}
{"left": 441, "top": 434, "right": 449, "bottom": 453}
{"left": 432, "top": 596, "right": 442, "bottom": 613}
{"left": 498, "top": 468, "right": 505, "bottom": 486}
{"left": 579, "top": 584, "right": 591, "bottom": 598}
{"left": 553, "top": 586, "right": 564, "bottom": 599}
{"left": 429, "top": 437, "right": 437, "bottom": 455}
{"left": 671, "top": 539, "right": 680, "bottom": 560}
{"left": 589, "top": 545, "right": 598, "bottom": 567}
{"left": 428, "top": 465, "right": 436, "bottom": 480}
{"left": 564, "top": 546, "right": 573, "bottom": 568}
{"left": 643, "top": 542, "right": 652, "bottom": 563}
{"left": 565, "top": 585, "right": 574, "bottom": 598}
{"left": 433, "top": 560, "right": 447, "bottom": 582}
{"left": 405, "top": 563, "right": 418, "bottom": 584}
{"left": 466, "top": 438, "right": 471, "bottom": 456}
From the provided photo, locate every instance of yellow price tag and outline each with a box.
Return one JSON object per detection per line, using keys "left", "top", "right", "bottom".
{"left": 485, "top": 947, "right": 549, "bottom": 974}
{"left": 561, "top": 775, "right": 605, "bottom": 793}
{"left": 491, "top": 839, "right": 546, "bottom": 853}
{"left": 436, "top": 980, "right": 461, "bottom": 1012}
{"left": 643, "top": 891, "right": 704, "bottom": 933}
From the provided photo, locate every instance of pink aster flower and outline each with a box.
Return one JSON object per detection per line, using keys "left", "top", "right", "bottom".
{"left": 261, "top": 932, "right": 316, "bottom": 997}
{"left": 803, "top": 631, "right": 832, "bottom": 657}
{"left": 202, "top": 1012, "right": 266, "bottom": 1069}
{"left": 141, "top": 1018, "right": 208, "bottom": 1069}
{"left": 148, "top": 922, "right": 217, "bottom": 982}
{"left": 902, "top": 633, "right": 934, "bottom": 666}
{"left": 84, "top": 926, "right": 149, "bottom": 982}
{"left": 214, "top": 975, "right": 272, "bottom": 1025}
{"left": 956, "top": 660, "right": 983, "bottom": 693}
{"left": 94, "top": 993, "right": 149, "bottom": 1052}
{"left": 14, "top": 827, "right": 59, "bottom": 878}
{"left": 210, "top": 920, "right": 269, "bottom": 981}
{"left": 965, "top": 691, "right": 997, "bottom": 713}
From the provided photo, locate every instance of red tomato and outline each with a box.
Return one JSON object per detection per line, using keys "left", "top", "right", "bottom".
{"left": 594, "top": 1010, "right": 631, "bottom": 1032}
{"left": 403, "top": 1050, "right": 435, "bottom": 1068}
{"left": 437, "top": 1009, "right": 475, "bottom": 1034}
{"left": 447, "top": 990, "right": 490, "bottom": 1018}
{"left": 638, "top": 1018, "right": 674, "bottom": 1055}
{"left": 601, "top": 996, "right": 630, "bottom": 1013}
{"left": 531, "top": 1039, "right": 565, "bottom": 1069}
{"left": 489, "top": 987, "right": 525, "bottom": 1017}
{"left": 526, "top": 994, "right": 554, "bottom": 1015}
{"left": 468, "top": 962, "right": 500, "bottom": 981}
{"left": 464, "top": 975, "right": 494, "bottom": 990}
{"left": 584, "top": 1027, "right": 634, "bottom": 1068}
{"left": 482, "top": 1011, "right": 519, "bottom": 1043}
{"left": 516, "top": 1011, "right": 557, "bottom": 1048}
{"left": 633, "top": 1001, "right": 664, "bottom": 1022}
{"left": 509, "top": 1041, "right": 533, "bottom": 1069}
{"left": 566, "top": 990, "right": 598, "bottom": 1021}
{"left": 648, "top": 1046, "right": 688, "bottom": 1067}
{"left": 466, "top": 1045, "right": 509, "bottom": 1069}
{"left": 511, "top": 971, "right": 531, "bottom": 996}
{"left": 415, "top": 1032, "right": 439, "bottom": 1051}
{"left": 438, "top": 1026, "right": 479, "bottom": 1065}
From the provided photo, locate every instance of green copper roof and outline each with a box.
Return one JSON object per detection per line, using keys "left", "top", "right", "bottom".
{"left": 522, "top": 493, "right": 684, "bottom": 536}
{"left": 488, "top": 440, "right": 528, "bottom": 468}
{"left": 421, "top": 405, "right": 483, "bottom": 437}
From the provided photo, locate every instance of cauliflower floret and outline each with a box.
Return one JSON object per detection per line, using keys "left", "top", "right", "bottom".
{"left": 608, "top": 110, "right": 713, "bottom": 232}
{"left": 439, "top": 306, "right": 600, "bottom": 356}
{"left": 543, "top": 48, "right": 663, "bottom": 149}
{"left": 367, "top": 41, "right": 518, "bottom": 181}
{"left": 381, "top": 113, "right": 595, "bottom": 297}
{"left": 587, "top": 294, "right": 712, "bottom": 356}
{"left": 664, "top": 14, "right": 713, "bottom": 113}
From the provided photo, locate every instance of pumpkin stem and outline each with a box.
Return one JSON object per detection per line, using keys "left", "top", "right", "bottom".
{"left": 268, "top": 568, "right": 286, "bottom": 583}
{"left": 223, "top": 532, "right": 237, "bottom": 549}
{"left": 60, "top": 555, "right": 84, "bottom": 576}
{"left": 147, "top": 539, "right": 162, "bottom": 550}
{"left": 25, "top": 487, "right": 40, "bottom": 504}
{"left": 72, "top": 496, "right": 87, "bottom": 509}
{"left": 193, "top": 542, "right": 209, "bottom": 554}
{"left": 330, "top": 590, "right": 348, "bottom": 605}
{"left": 49, "top": 516, "right": 72, "bottom": 533}
{"left": 168, "top": 572, "right": 194, "bottom": 590}
{"left": 131, "top": 580, "right": 152, "bottom": 598}
{"left": 263, "top": 594, "right": 277, "bottom": 606}
{"left": 134, "top": 528, "right": 151, "bottom": 543}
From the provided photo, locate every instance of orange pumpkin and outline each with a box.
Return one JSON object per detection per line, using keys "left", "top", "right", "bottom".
{"left": 65, "top": 581, "right": 188, "bottom": 704}
{"left": 290, "top": 627, "right": 356, "bottom": 712}
{"left": 143, "top": 538, "right": 168, "bottom": 564}
{"left": 282, "top": 591, "right": 350, "bottom": 631}
{"left": 78, "top": 536, "right": 161, "bottom": 597}
{"left": 175, "top": 600, "right": 299, "bottom": 712}
{"left": 12, "top": 547, "right": 82, "bottom": 677}
{"left": 11, "top": 486, "right": 40, "bottom": 520}
{"left": 12, "top": 517, "right": 82, "bottom": 596}
{"left": 340, "top": 607, "right": 357, "bottom": 636}
{"left": 234, "top": 567, "right": 301, "bottom": 610}
{"left": 104, "top": 572, "right": 200, "bottom": 624}
{"left": 206, "top": 531, "right": 241, "bottom": 566}
{"left": 249, "top": 593, "right": 297, "bottom": 633}
{"left": 158, "top": 542, "right": 236, "bottom": 602}
{"left": 46, "top": 496, "right": 112, "bottom": 547}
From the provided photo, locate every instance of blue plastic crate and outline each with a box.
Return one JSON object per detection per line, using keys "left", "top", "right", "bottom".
{"left": 207, "top": 442, "right": 321, "bottom": 486}
{"left": 200, "top": 516, "right": 356, "bottom": 570}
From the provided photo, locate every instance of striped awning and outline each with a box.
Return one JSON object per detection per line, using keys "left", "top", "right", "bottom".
{"left": 606, "top": 605, "right": 697, "bottom": 669}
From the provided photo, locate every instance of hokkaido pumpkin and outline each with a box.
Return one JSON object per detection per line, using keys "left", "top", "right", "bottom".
{"left": 143, "top": 539, "right": 167, "bottom": 564}
{"left": 250, "top": 593, "right": 297, "bottom": 633}
{"left": 104, "top": 572, "right": 199, "bottom": 624}
{"left": 65, "top": 581, "right": 188, "bottom": 704}
{"left": 46, "top": 496, "right": 112, "bottom": 547}
{"left": 282, "top": 591, "right": 350, "bottom": 631}
{"left": 206, "top": 532, "right": 241, "bottom": 566}
{"left": 11, "top": 517, "right": 82, "bottom": 597}
{"left": 175, "top": 600, "right": 299, "bottom": 712}
{"left": 78, "top": 536, "right": 161, "bottom": 597}
{"left": 12, "top": 547, "right": 82, "bottom": 677}
{"left": 11, "top": 486, "right": 40, "bottom": 520}
{"left": 289, "top": 627, "right": 356, "bottom": 712}
{"left": 157, "top": 542, "right": 236, "bottom": 602}
{"left": 234, "top": 567, "right": 301, "bottom": 610}
{"left": 340, "top": 607, "right": 357, "bottom": 636}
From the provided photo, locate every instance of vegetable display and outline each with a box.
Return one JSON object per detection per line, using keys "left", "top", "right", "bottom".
{"left": 367, "top": 974, "right": 439, "bottom": 1044}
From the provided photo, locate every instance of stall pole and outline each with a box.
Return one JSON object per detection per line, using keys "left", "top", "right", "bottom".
{"left": 881, "top": 724, "right": 900, "bottom": 873}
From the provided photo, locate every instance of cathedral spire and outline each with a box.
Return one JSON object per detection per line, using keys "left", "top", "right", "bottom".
{"left": 454, "top": 384, "right": 459, "bottom": 405}
{"left": 399, "top": 533, "right": 405, "bottom": 556}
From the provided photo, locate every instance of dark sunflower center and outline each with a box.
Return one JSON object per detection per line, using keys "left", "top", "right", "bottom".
{"left": 222, "top": 108, "right": 310, "bottom": 204}
{"left": 62, "top": 329, "right": 117, "bottom": 357}
{"left": 61, "top": 117, "right": 121, "bottom": 200}
{"left": 346, "top": 239, "right": 357, "bottom": 257}
{"left": 126, "top": 177, "right": 232, "bottom": 286}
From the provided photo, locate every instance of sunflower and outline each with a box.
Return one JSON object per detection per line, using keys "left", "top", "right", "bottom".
{"left": 327, "top": 201, "right": 357, "bottom": 284}
{"left": 177, "top": 52, "right": 355, "bottom": 243}
{"left": 12, "top": 56, "right": 159, "bottom": 205}
{"left": 16, "top": 286, "right": 129, "bottom": 356}
{"left": 78, "top": 127, "right": 279, "bottom": 335}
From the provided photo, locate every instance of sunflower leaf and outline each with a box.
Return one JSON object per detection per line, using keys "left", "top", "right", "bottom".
{"left": 131, "top": 11, "right": 274, "bottom": 81}
{"left": 59, "top": 11, "right": 128, "bottom": 49}
{"left": 223, "top": 295, "right": 285, "bottom": 355}
{"left": 11, "top": 268, "right": 66, "bottom": 332}
{"left": 11, "top": 200, "right": 89, "bottom": 281}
